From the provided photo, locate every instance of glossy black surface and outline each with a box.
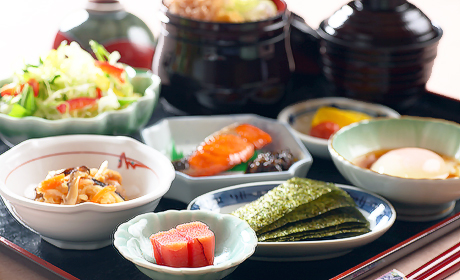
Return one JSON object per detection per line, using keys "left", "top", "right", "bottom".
{"left": 317, "top": 0, "right": 443, "bottom": 106}
{"left": 153, "top": 1, "right": 292, "bottom": 118}
{"left": 1, "top": 73, "right": 460, "bottom": 279}
{"left": 290, "top": 13, "right": 321, "bottom": 76}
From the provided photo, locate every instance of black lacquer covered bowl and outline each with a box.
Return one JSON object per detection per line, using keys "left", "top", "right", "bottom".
{"left": 317, "top": 0, "right": 443, "bottom": 107}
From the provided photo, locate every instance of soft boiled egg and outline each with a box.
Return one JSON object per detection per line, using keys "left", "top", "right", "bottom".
{"left": 370, "top": 147, "right": 449, "bottom": 179}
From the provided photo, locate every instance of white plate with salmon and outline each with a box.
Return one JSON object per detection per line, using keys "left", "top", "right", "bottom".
{"left": 141, "top": 114, "right": 313, "bottom": 203}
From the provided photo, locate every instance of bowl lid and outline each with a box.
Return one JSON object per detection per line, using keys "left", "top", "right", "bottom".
{"left": 317, "top": 0, "right": 442, "bottom": 49}
{"left": 291, "top": 13, "right": 318, "bottom": 39}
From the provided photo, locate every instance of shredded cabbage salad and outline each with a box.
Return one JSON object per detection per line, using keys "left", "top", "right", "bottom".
{"left": 224, "top": 0, "right": 278, "bottom": 22}
{"left": 0, "top": 41, "right": 140, "bottom": 119}
{"left": 166, "top": 0, "right": 278, "bottom": 23}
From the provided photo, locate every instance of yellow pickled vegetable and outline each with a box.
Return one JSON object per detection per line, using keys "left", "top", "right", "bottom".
{"left": 311, "top": 107, "right": 372, "bottom": 128}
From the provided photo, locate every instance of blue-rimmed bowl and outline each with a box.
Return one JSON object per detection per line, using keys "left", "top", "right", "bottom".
{"left": 329, "top": 116, "right": 460, "bottom": 221}
{"left": 277, "top": 97, "right": 400, "bottom": 159}
{"left": 188, "top": 180, "right": 396, "bottom": 262}
{"left": 0, "top": 67, "right": 160, "bottom": 146}
{"left": 113, "top": 210, "right": 257, "bottom": 280}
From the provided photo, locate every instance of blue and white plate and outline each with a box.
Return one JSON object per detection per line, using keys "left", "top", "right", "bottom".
{"left": 188, "top": 181, "right": 396, "bottom": 262}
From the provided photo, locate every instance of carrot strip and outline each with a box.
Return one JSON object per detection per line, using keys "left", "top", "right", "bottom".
{"left": 90, "top": 185, "right": 116, "bottom": 203}
{"left": 38, "top": 174, "right": 65, "bottom": 191}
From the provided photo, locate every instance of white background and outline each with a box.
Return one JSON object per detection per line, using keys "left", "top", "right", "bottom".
{"left": 0, "top": 0, "right": 458, "bottom": 99}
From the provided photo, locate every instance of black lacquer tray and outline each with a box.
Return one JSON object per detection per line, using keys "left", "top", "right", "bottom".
{"left": 1, "top": 74, "right": 460, "bottom": 280}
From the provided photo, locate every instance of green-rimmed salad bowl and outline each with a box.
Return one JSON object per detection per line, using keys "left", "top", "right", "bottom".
{"left": 0, "top": 67, "right": 160, "bottom": 146}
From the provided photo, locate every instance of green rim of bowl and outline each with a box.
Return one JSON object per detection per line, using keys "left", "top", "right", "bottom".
{"left": 329, "top": 116, "right": 460, "bottom": 181}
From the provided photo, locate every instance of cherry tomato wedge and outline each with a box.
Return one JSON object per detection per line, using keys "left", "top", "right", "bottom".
{"left": 310, "top": 121, "right": 340, "bottom": 139}
{"left": 56, "top": 97, "right": 97, "bottom": 114}
{"left": 27, "top": 78, "right": 39, "bottom": 97}
{"left": 96, "top": 87, "right": 102, "bottom": 99}
{"left": 0, "top": 83, "right": 18, "bottom": 97}
{"left": 1, "top": 79, "right": 39, "bottom": 97}
{"left": 94, "top": 61, "right": 125, "bottom": 83}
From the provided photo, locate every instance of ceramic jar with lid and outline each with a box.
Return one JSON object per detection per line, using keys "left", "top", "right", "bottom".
{"left": 290, "top": 13, "right": 321, "bottom": 76}
{"left": 153, "top": 0, "right": 293, "bottom": 118}
{"left": 53, "top": 0, "right": 156, "bottom": 70}
{"left": 317, "top": 0, "right": 443, "bottom": 107}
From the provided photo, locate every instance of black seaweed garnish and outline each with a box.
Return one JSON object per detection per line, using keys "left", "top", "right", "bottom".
{"left": 91, "top": 178, "right": 108, "bottom": 187}
{"left": 61, "top": 166, "right": 90, "bottom": 176}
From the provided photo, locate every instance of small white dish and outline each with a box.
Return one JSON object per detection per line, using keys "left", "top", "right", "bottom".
{"left": 113, "top": 210, "right": 257, "bottom": 280}
{"left": 0, "top": 135, "right": 175, "bottom": 250}
{"left": 277, "top": 97, "right": 400, "bottom": 159}
{"left": 188, "top": 180, "right": 396, "bottom": 262}
{"left": 141, "top": 114, "right": 313, "bottom": 203}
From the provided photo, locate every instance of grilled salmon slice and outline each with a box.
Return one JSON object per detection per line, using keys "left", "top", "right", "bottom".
{"left": 178, "top": 123, "right": 272, "bottom": 177}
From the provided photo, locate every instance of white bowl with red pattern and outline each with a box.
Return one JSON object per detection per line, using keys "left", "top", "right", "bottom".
{"left": 0, "top": 135, "right": 175, "bottom": 250}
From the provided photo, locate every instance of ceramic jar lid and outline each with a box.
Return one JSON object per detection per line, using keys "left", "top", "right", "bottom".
{"left": 86, "top": 0, "right": 123, "bottom": 12}
{"left": 317, "top": 0, "right": 442, "bottom": 49}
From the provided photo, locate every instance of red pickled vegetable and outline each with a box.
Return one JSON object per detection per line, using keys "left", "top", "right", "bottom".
{"left": 176, "top": 221, "right": 215, "bottom": 267}
{"left": 310, "top": 121, "right": 340, "bottom": 139}
{"left": 150, "top": 229, "right": 189, "bottom": 268}
{"left": 150, "top": 221, "right": 215, "bottom": 268}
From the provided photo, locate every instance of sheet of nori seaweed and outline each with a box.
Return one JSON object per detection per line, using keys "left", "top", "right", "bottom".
{"left": 257, "top": 188, "right": 356, "bottom": 234}
{"left": 258, "top": 207, "right": 370, "bottom": 241}
{"left": 270, "top": 227, "right": 370, "bottom": 242}
{"left": 231, "top": 178, "right": 339, "bottom": 232}
{"left": 263, "top": 221, "right": 370, "bottom": 242}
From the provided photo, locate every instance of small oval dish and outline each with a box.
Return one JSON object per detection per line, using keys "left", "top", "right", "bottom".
{"left": 329, "top": 116, "right": 460, "bottom": 221}
{"left": 0, "top": 135, "right": 175, "bottom": 250}
{"left": 0, "top": 69, "right": 160, "bottom": 147}
{"left": 277, "top": 97, "right": 400, "bottom": 159}
{"left": 141, "top": 114, "right": 313, "bottom": 203}
{"left": 188, "top": 181, "right": 396, "bottom": 262}
{"left": 113, "top": 210, "right": 257, "bottom": 280}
